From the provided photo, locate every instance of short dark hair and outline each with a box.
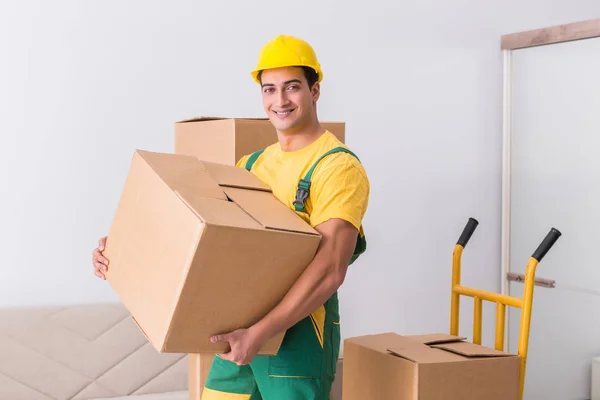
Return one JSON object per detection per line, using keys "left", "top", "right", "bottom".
{"left": 301, "top": 66, "right": 319, "bottom": 88}
{"left": 257, "top": 66, "right": 319, "bottom": 88}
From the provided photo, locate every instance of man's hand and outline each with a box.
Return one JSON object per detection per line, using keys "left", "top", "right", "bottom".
{"left": 210, "top": 326, "right": 268, "bottom": 366}
{"left": 92, "top": 236, "right": 109, "bottom": 279}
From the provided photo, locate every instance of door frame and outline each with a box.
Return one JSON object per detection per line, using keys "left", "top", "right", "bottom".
{"left": 500, "top": 17, "right": 600, "bottom": 350}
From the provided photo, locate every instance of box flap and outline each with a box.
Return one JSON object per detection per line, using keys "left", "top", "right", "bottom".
{"left": 175, "top": 116, "right": 229, "bottom": 123}
{"left": 223, "top": 187, "right": 320, "bottom": 236}
{"left": 387, "top": 345, "right": 465, "bottom": 364}
{"left": 432, "top": 341, "right": 515, "bottom": 358}
{"left": 344, "top": 333, "right": 410, "bottom": 355}
{"left": 174, "top": 190, "right": 263, "bottom": 230}
{"left": 136, "top": 150, "right": 227, "bottom": 201}
{"left": 202, "top": 161, "right": 271, "bottom": 192}
{"left": 175, "top": 116, "right": 269, "bottom": 123}
{"left": 406, "top": 334, "right": 467, "bottom": 345}
{"left": 231, "top": 117, "right": 268, "bottom": 121}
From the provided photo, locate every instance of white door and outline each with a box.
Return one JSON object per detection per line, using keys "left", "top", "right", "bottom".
{"left": 506, "top": 36, "right": 600, "bottom": 400}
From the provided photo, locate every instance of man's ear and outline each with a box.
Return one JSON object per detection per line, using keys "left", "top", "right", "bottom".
{"left": 311, "top": 82, "right": 321, "bottom": 102}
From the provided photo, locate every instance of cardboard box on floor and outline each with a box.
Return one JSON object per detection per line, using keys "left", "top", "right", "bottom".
{"left": 173, "top": 116, "right": 346, "bottom": 399}
{"left": 103, "top": 149, "right": 322, "bottom": 355}
{"left": 343, "top": 333, "right": 520, "bottom": 400}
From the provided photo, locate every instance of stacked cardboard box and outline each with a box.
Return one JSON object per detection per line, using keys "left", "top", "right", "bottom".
{"left": 173, "top": 117, "right": 345, "bottom": 165}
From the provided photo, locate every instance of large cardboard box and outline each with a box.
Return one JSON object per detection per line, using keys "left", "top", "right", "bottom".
{"left": 103, "top": 149, "right": 321, "bottom": 355}
{"left": 343, "top": 333, "right": 520, "bottom": 400}
{"left": 174, "top": 117, "right": 345, "bottom": 164}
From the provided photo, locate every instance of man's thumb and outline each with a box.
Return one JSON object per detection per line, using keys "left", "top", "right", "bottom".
{"left": 211, "top": 334, "right": 228, "bottom": 343}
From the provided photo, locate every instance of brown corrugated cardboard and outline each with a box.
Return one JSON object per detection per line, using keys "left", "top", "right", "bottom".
{"left": 343, "top": 333, "right": 520, "bottom": 400}
{"left": 103, "top": 149, "right": 321, "bottom": 355}
{"left": 174, "top": 117, "right": 345, "bottom": 165}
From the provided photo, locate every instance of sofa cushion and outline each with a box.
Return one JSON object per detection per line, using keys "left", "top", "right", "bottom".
{"left": 92, "top": 391, "right": 188, "bottom": 400}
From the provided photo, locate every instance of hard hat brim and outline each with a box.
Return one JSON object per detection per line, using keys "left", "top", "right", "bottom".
{"left": 250, "top": 65, "right": 323, "bottom": 84}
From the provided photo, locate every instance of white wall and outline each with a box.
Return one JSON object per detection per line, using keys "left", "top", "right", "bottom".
{"left": 0, "top": 0, "right": 598, "bottom": 354}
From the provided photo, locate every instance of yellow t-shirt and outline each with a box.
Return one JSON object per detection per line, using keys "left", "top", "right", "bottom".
{"left": 237, "top": 130, "right": 369, "bottom": 348}
{"left": 236, "top": 130, "right": 370, "bottom": 239}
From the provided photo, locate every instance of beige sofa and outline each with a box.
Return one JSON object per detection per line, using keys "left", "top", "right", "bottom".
{"left": 0, "top": 302, "right": 343, "bottom": 400}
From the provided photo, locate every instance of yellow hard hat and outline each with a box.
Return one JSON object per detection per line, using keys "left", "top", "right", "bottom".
{"left": 251, "top": 35, "right": 323, "bottom": 84}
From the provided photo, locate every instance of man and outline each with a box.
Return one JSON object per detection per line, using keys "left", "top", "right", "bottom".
{"left": 92, "top": 34, "right": 370, "bottom": 400}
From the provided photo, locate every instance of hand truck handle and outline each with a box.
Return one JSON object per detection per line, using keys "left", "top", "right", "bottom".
{"left": 457, "top": 218, "right": 479, "bottom": 248}
{"left": 532, "top": 228, "right": 562, "bottom": 262}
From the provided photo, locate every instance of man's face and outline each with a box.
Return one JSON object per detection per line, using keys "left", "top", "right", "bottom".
{"left": 260, "top": 66, "right": 319, "bottom": 133}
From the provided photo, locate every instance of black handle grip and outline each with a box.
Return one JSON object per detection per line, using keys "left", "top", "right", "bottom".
{"left": 457, "top": 218, "right": 479, "bottom": 248}
{"left": 532, "top": 228, "right": 562, "bottom": 262}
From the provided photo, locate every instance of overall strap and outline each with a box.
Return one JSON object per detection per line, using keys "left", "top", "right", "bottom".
{"left": 293, "top": 146, "right": 360, "bottom": 213}
{"left": 244, "top": 149, "right": 265, "bottom": 171}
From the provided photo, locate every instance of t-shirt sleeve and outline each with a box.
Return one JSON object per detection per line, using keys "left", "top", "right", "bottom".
{"left": 236, "top": 154, "right": 250, "bottom": 168}
{"left": 308, "top": 157, "right": 370, "bottom": 230}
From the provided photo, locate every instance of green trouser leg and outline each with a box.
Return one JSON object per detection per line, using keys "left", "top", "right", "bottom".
{"left": 203, "top": 293, "right": 341, "bottom": 400}
{"left": 201, "top": 355, "right": 261, "bottom": 399}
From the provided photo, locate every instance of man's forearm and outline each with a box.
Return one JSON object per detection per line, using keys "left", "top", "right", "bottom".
{"left": 249, "top": 219, "right": 357, "bottom": 343}
{"left": 251, "top": 249, "right": 344, "bottom": 342}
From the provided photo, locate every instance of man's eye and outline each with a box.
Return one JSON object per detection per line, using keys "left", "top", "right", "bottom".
{"left": 287, "top": 85, "right": 299, "bottom": 90}
{"left": 263, "top": 88, "right": 274, "bottom": 93}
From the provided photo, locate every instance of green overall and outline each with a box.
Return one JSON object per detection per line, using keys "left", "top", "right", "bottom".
{"left": 203, "top": 147, "right": 366, "bottom": 400}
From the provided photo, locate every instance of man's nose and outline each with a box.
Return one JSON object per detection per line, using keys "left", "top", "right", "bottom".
{"left": 276, "top": 90, "right": 290, "bottom": 107}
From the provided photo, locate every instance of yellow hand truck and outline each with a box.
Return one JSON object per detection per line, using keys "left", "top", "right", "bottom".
{"left": 450, "top": 217, "right": 561, "bottom": 400}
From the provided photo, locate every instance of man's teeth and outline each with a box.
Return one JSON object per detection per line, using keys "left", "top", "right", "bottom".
{"left": 275, "top": 110, "right": 292, "bottom": 115}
